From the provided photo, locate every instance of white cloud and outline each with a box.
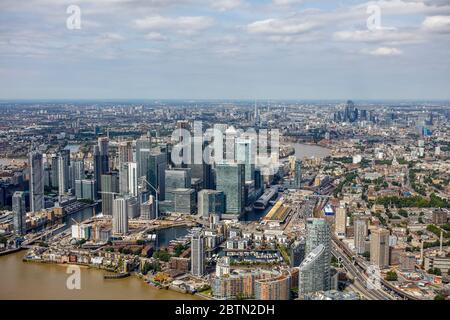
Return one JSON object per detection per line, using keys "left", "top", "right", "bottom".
{"left": 272, "top": 0, "right": 305, "bottom": 6}
{"left": 333, "top": 29, "right": 421, "bottom": 45}
{"left": 144, "top": 32, "right": 167, "bottom": 41}
{"left": 211, "top": 0, "right": 243, "bottom": 12}
{"left": 247, "top": 18, "right": 319, "bottom": 35}
{"left": 362, "top": 46, "right": 403, "bottom": 56}
{"left": 422, "top": 15, "right": 450, "bottom": 32}
{"left": 134, "top": 15, "right": 214, "bottom": 34}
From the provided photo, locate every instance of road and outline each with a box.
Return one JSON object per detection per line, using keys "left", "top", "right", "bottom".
{"left": 332, "top": 240, "right": 395, "bottom": 300}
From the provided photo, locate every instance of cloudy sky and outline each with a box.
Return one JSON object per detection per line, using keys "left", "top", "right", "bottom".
{"left": 0, "top": 0, "right": 449, "bottom": 100}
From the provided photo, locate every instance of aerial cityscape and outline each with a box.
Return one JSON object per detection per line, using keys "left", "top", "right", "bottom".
{"left": 0, "top": 0, "right": 449, "bottom": 304}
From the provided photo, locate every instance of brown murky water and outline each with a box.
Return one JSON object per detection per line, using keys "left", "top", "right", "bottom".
{"left": 0, "top": 251, "right": 200, "bottom": 300}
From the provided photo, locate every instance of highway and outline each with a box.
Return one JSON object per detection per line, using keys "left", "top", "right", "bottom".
{"left": 331, "top": 240, "right": 395, "bottom": 300}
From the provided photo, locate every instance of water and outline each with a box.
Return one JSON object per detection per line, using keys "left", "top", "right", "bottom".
{"left": 293, "top": 143, "right": 330, "bottom": 159}
{"left": 155, "top": 226, "right": 190, "bottom": 248}
{"left": 0, "top": 251, "right": 199, "bottom": 300}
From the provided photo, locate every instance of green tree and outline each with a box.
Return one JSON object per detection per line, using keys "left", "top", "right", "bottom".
{"left": 385, "top": 271, "right": 398, "bottom": 281}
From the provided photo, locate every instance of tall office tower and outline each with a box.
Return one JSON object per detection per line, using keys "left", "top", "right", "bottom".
{"left": 148, "top": 152, "right": 166, "bottom": 201}
{"left": 93, "top": 145, "right": 101, "bottom": 194}
{"left": 235, "top": 138, "right": 255, "bottom": 183}
{"left": 101, "top": 172, "right": 119, "bottom": 216}
{"left": 215, "top": 162, "right": 245, "bottom": 217}
{"left": 119, "top": 162, "right": 130, "bottom": 195}
{"left": 370, "top": 228, "right": 390, "bottom": 268}
{"left": 135, "top": 136, "right": 152, "bottom": 179}
{"left": 188, "top": 136, "right": 213, "bottom": 189}
{"left": 127, "top": 162, "right": 138, "bottom": 197}
{"left": 12, "top": 191, "right": 26, "bottom": 236}
{"left": 198, "top": 189, "right": 225, "bottom": 219}
{"left": 29, "top": 151, "right": 45, "bottom": 212}
{"left": 305, "top": 218, "right": 331, "bottom": 291}
{"left": 172, "top": 188, "right": 196, "bottom": 214}
{"left": 354, "top": 217, "right": 369, "bottom": 255}
{"left": 165, "top": 168, "right": 191, "bottom": 200}
{"left": 118, "top": 141, "right": 133, "bottom": 167}
{"left": 94, "top": 137, "right": 109, "bottom": 192}
{"left": 140, "top": 195, "right": 155, "bottom": 220}
{"left": 298, "top": 244, "right": 326, "bottom": 295}
{"left": 98, "top": 136, "right": 109, "bottom": 170}
{"left": 191, "top": 232, "right": 205, "bottom": 277}
{"left": 290, "top": 239, "right": 306, "bottom": 268}
{"left": 81, "top": 179, "right": 96, "bottom": 201}
{"left": 50, "top": 154, "right": 59, "bottom": 189}
{"left": 75, "top": 179, "right": 96, "bottom": 201}
{"left": 166, "top": 168, "right": 191, "bottom": 188}
{"left": 224, "top": 126, "right": 238, "bottom": 161}
{"left": 294, "top": 159, "right": 302, "bottom": 188}
{"left": 335, "top": 203, "right": 347, "bottom": 238}
{"left": 57, "top": 150, "right": 70, "bottom": 197}
{"left": 72, "top": 160, "right": 85, "bottom": 181}
{"left": 112, "top": 196, "right": 129, "bottom": 235}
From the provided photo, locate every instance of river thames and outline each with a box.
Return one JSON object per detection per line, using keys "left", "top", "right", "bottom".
{"left": 0, "top": 251, "right": 199, "bottom": 300}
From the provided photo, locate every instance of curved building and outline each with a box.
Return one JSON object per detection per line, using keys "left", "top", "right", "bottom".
{"left": 298, "top": 244, "right": 326, "bottom": 295}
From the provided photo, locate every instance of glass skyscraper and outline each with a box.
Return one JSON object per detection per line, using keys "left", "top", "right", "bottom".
{"left": 215, "top": 162, "right": 245, "bottom": 217}
{"left": 29, "top": 151, "right": 44, "bottom": 212}
{"left": 305, "top": 218, "right": 331, "bottom": 291}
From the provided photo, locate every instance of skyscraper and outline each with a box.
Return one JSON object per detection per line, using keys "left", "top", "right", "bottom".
{"left": 148, "top": 152, "right": 166, "bottom": 201}
{"left": 12, "top": 191, "right": 26, "bottom": 236}
{"left": 198, "top": 189, "right": 225, "bottom": 219}
{"left": 128, "top": 162, "right": 138, "bottom": 197}
{"left": 354, "top": 217, "right": 369, "bottom": 255}
{"left": 298, "top": 244, "right": 326, "bottom": 295}
{"left": 94, "top": 137, "right": 109, "bottom": 195}
{"left": 165, "top": 168, "right": 191, "bottom": 200}
{"left": 235, "top": 138, "right": 255, "bottom": 183}
{"left": 335, "top": 203, "right": 347, "bottom": 238}
{"left": 135, "top": 136, "right": 152, "bottom": 179}
{"left": 57, "top": 150, "right": 70, "bottom": 197}
{"left": 112, "top": 196, "right": 129, "bottom": 235}
{"left": 101, "top": 172, "right": 119, "bottom": 216}
{"left": 305, "top": 218, "right": 331, "bottom": 291}
{"left": 118, "top": 141, "right": 133, "bottom": 167}
{"left": 29, "top": 151, "right": 44, "bottom": 212}
{"left": 50, "top": 154, "right": 59, "bottom": 189}
{"left": 215, "top": 162, "right": 245, "bottom": 217}
{"left": 294, "top": 159, "right": 302, "bottom": 189}
{"left": 119, "top": 162, "right": 130, "bottom": 195}
{"left": 69, "top": 159, "right": 84, "bottom": 193}
{"left": 191, "top": 232, "right": 205, "bottom": 277}
{"left": 370, "top": 228, "right": 390, "bottom": 268}
{"left": 187, "top": 136, "right": 213, "bottom": 189}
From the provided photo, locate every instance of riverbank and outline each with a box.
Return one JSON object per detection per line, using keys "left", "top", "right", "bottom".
{"left": 0, "top": 251, "right": 201, "bottom": 300}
